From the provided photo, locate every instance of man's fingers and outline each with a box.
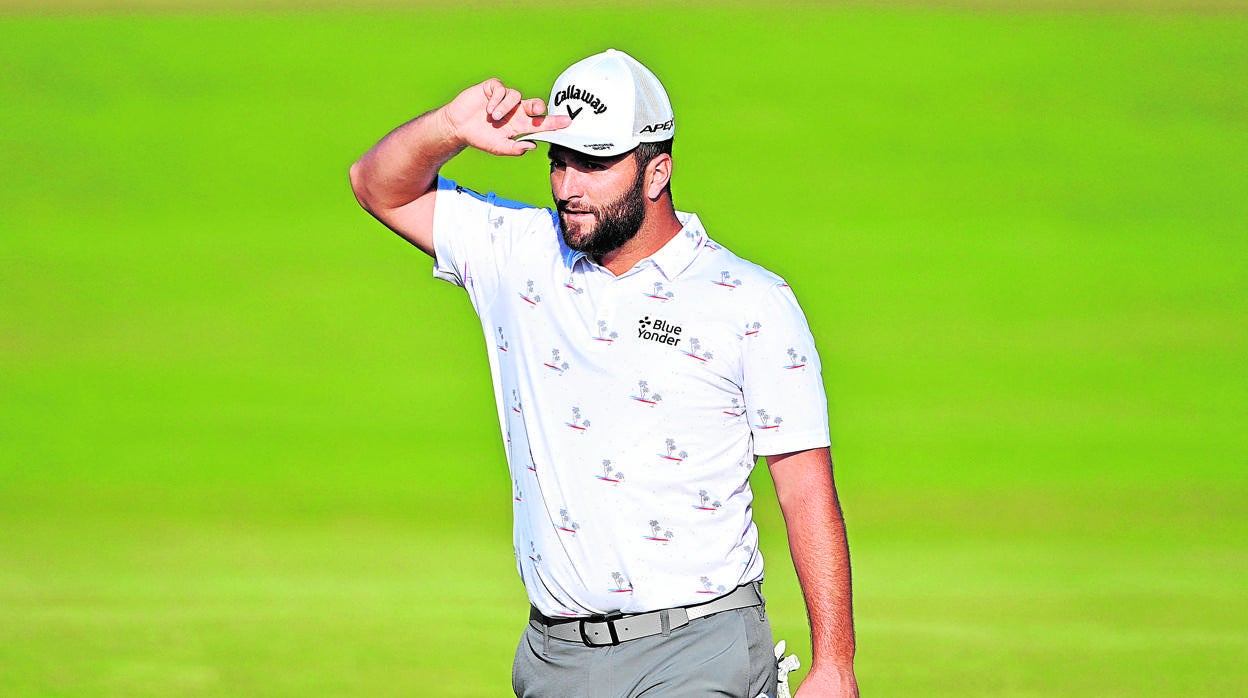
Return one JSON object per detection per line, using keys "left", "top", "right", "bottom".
{"left": 518, "top": 98, "right": 571, "bottom": 133}
{"left": 464, "top": 79, "right": 569, "bottom": 155}
{"left": 521, "top": 97, "right": 547, "bottom": 117}
{"left": 500, "top": 113, "right": 570, "bottom": 149}
{"left": 527, "top": 113, "right": 572, "bottom": 133}
{"left": 480, "top": 79, "right": 523, "bottom": 123}
{"left": 489, "top": 139, "right": 536, "bottom": 157}
{"left": 482, "top": 78, "right": 507, "bottom": 116}
{"left": 490, "top": 88, "right": 523, "bottom": 122}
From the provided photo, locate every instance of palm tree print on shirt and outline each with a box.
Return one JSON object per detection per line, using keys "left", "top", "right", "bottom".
{"left": 518, "top": 280, "right": 541, "bottom": 306}
{"left": 698, "top": 576, "right": 727, "bottom": 595}
{"left": 566, "top": 406, "right": 590, "bottom": 432}
{"left": 595, "top": 459, "right": 623, "bottom": 484}
{"left": 593, "top": 320, "right": 619, "bottom": 343}
{"left": 659, "top": 438, "right": 687, "bottom": 463}
{"left": 557, "top": 509, "right": 580, "bottom": 535}
{"left": 755, "top": 409, "right": 784, "bottom": 430}
{"left": 784, "top": 347, "right": 808, "bottom": 370}
{"left": 631, "top": 380, "right": 662, "bottom": 406}
{"left": 681, "top": 338, "right": 713, "bottom": 362}
{"left": 609, "top": 571, "right": 633, "bottom": 594}
{"left": 711, "top": 271, "right": 742, "bottom": 289}
{"left": 694, "top": 489, "right": 722, "bottom": 512}
{"left": 644, "top": 281, "right": 674, "bottom": 302}
{"left": 644, "top": 520, "right": 674, "bottom": 542}
{"left": 544, "top": 348, "right": 569, "bottom": 374}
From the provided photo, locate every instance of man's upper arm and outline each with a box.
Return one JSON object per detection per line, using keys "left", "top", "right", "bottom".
{"left": 742, "top": 281, "right": 830, "bottom": 456}
{"left": 349, "top": 161, "right": 438, "bottom": 257}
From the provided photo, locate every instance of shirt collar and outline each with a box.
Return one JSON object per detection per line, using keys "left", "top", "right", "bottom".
{"left": 648, "top": 211, "right": 706, "bottom": 280}
{"left": 559, "top": 210, "right": 707, "bottom": 280}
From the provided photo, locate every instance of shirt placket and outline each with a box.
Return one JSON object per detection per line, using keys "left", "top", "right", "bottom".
{"left": 587, "top": 265, "right": 628, "bottom": 347}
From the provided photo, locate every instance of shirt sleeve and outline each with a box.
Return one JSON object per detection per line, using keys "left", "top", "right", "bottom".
{"left": 741, "top": 281, "right": 831, "bottom": 456}
{"left": 431, "top": 176, "right": 553, "bottom": 312}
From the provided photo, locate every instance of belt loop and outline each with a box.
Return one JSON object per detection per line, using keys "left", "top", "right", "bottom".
{"left": 541, "top": 617, "right": 550, "bottom": 656}
{"left": 660, "top": 609, "right": 671, "bottom": 636}
{"left": 754, "top": 581, "right": 766, "bottom": 621}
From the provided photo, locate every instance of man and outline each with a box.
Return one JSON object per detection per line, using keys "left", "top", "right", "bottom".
{"left": 349, "top": 49, "right": 857, "bottom": 697}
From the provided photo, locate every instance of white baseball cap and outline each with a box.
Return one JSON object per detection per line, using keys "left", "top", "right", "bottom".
{"left": 518, "top": 48, "right": 675, "bottom": 157}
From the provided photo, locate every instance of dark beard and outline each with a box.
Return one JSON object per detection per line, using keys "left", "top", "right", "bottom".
{"left": 559, "top": 170, "right": 647, "bottom": 258}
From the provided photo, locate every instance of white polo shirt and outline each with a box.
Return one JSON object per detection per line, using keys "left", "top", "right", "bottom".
{"left": 432, "top": 177, "right": 830, "bottom": 618}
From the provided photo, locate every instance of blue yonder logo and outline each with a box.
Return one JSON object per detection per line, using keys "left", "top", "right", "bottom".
{"left": 638, "top": 316, "right": 682, "bottom": 347}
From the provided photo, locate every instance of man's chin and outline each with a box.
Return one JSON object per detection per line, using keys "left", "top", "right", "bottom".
{"left": 564, "top": 237, "right": 595, "bottom": 254}
{"left": 560, "top": 222, "right": 596, "bottom": 251}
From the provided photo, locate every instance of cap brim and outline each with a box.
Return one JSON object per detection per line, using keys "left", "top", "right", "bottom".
{"left": 517, "top": 129, "right": 637, "bottom": 158}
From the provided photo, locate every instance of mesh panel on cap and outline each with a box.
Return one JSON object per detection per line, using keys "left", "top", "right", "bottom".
{"left": 621, "top": 58, "right": 672, "bottom": 143}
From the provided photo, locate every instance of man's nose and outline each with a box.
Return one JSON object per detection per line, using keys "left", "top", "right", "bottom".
{"left": 552, "top": 168, "right": 584, "bottom": 203}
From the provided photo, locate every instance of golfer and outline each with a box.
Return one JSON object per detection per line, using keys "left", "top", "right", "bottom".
{"left": 350, "top": 49, "right": 857, "bottom": 698}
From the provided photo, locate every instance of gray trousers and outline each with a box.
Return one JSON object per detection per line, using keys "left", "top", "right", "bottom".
{"left": 513, "top": 604, "right": 778, "bottom": 697}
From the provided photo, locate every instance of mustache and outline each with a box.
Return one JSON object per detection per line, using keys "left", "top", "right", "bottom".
{"left": 557, "top": 201, "right": 597, "bottom": 215}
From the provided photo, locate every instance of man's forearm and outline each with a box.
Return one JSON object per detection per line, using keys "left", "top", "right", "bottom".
{"left": 767, "top": 448, "right": 856, "bottom": 672}
{"left": 349, "top": 106, "right": 462, "bottom": 215}
{"left": 349, "top": 80, "right": 567, "bottom": 256}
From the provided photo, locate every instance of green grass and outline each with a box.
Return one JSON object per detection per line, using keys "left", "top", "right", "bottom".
{"left": 2, "top": 5, "right": 1246, "bottom": 696}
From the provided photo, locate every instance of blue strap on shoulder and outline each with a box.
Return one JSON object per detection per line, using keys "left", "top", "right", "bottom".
{"left": 438, "top": 176, "right": 533, "bottom": 210}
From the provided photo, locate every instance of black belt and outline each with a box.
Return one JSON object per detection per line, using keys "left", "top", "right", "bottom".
{"left": 529, "top": 583, "right": 763, "bottom": 647}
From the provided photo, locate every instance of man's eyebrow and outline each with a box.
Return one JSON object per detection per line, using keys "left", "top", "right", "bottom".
{"left": 552, "top": 152, "right": 592, "bottom": 167}
{"left": 577, "top": 153, "right": 618, "bottom": 167}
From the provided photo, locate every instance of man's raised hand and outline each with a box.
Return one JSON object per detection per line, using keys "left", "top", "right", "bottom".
{"left": 439, "top": 78, "right": 570, "bottom": 157}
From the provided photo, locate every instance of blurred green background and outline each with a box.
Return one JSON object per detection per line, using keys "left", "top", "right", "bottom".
{"left": 1, "top": 2, "right": 1245, "bottom": 696}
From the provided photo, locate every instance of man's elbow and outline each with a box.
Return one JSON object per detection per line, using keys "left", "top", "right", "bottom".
{"left": 349, "top": 160, "right": 383, "bottom": 216}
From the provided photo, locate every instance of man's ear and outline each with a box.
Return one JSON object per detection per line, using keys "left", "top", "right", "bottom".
{"left": 646, "top": 153, "right": 672, "bottom": 200}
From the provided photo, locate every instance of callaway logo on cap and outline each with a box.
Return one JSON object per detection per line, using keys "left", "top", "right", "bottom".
{"left": 519, "top": 48, "right": 675, "bottom": 157}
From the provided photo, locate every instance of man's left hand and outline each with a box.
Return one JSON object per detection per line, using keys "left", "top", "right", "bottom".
{"left": 793, "top": 664, "right": 859, "bottom": 697}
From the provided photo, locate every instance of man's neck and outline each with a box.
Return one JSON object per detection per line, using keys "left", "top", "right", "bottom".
{"left": 596, "top": 202, "right": 683, "bottom": 276}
